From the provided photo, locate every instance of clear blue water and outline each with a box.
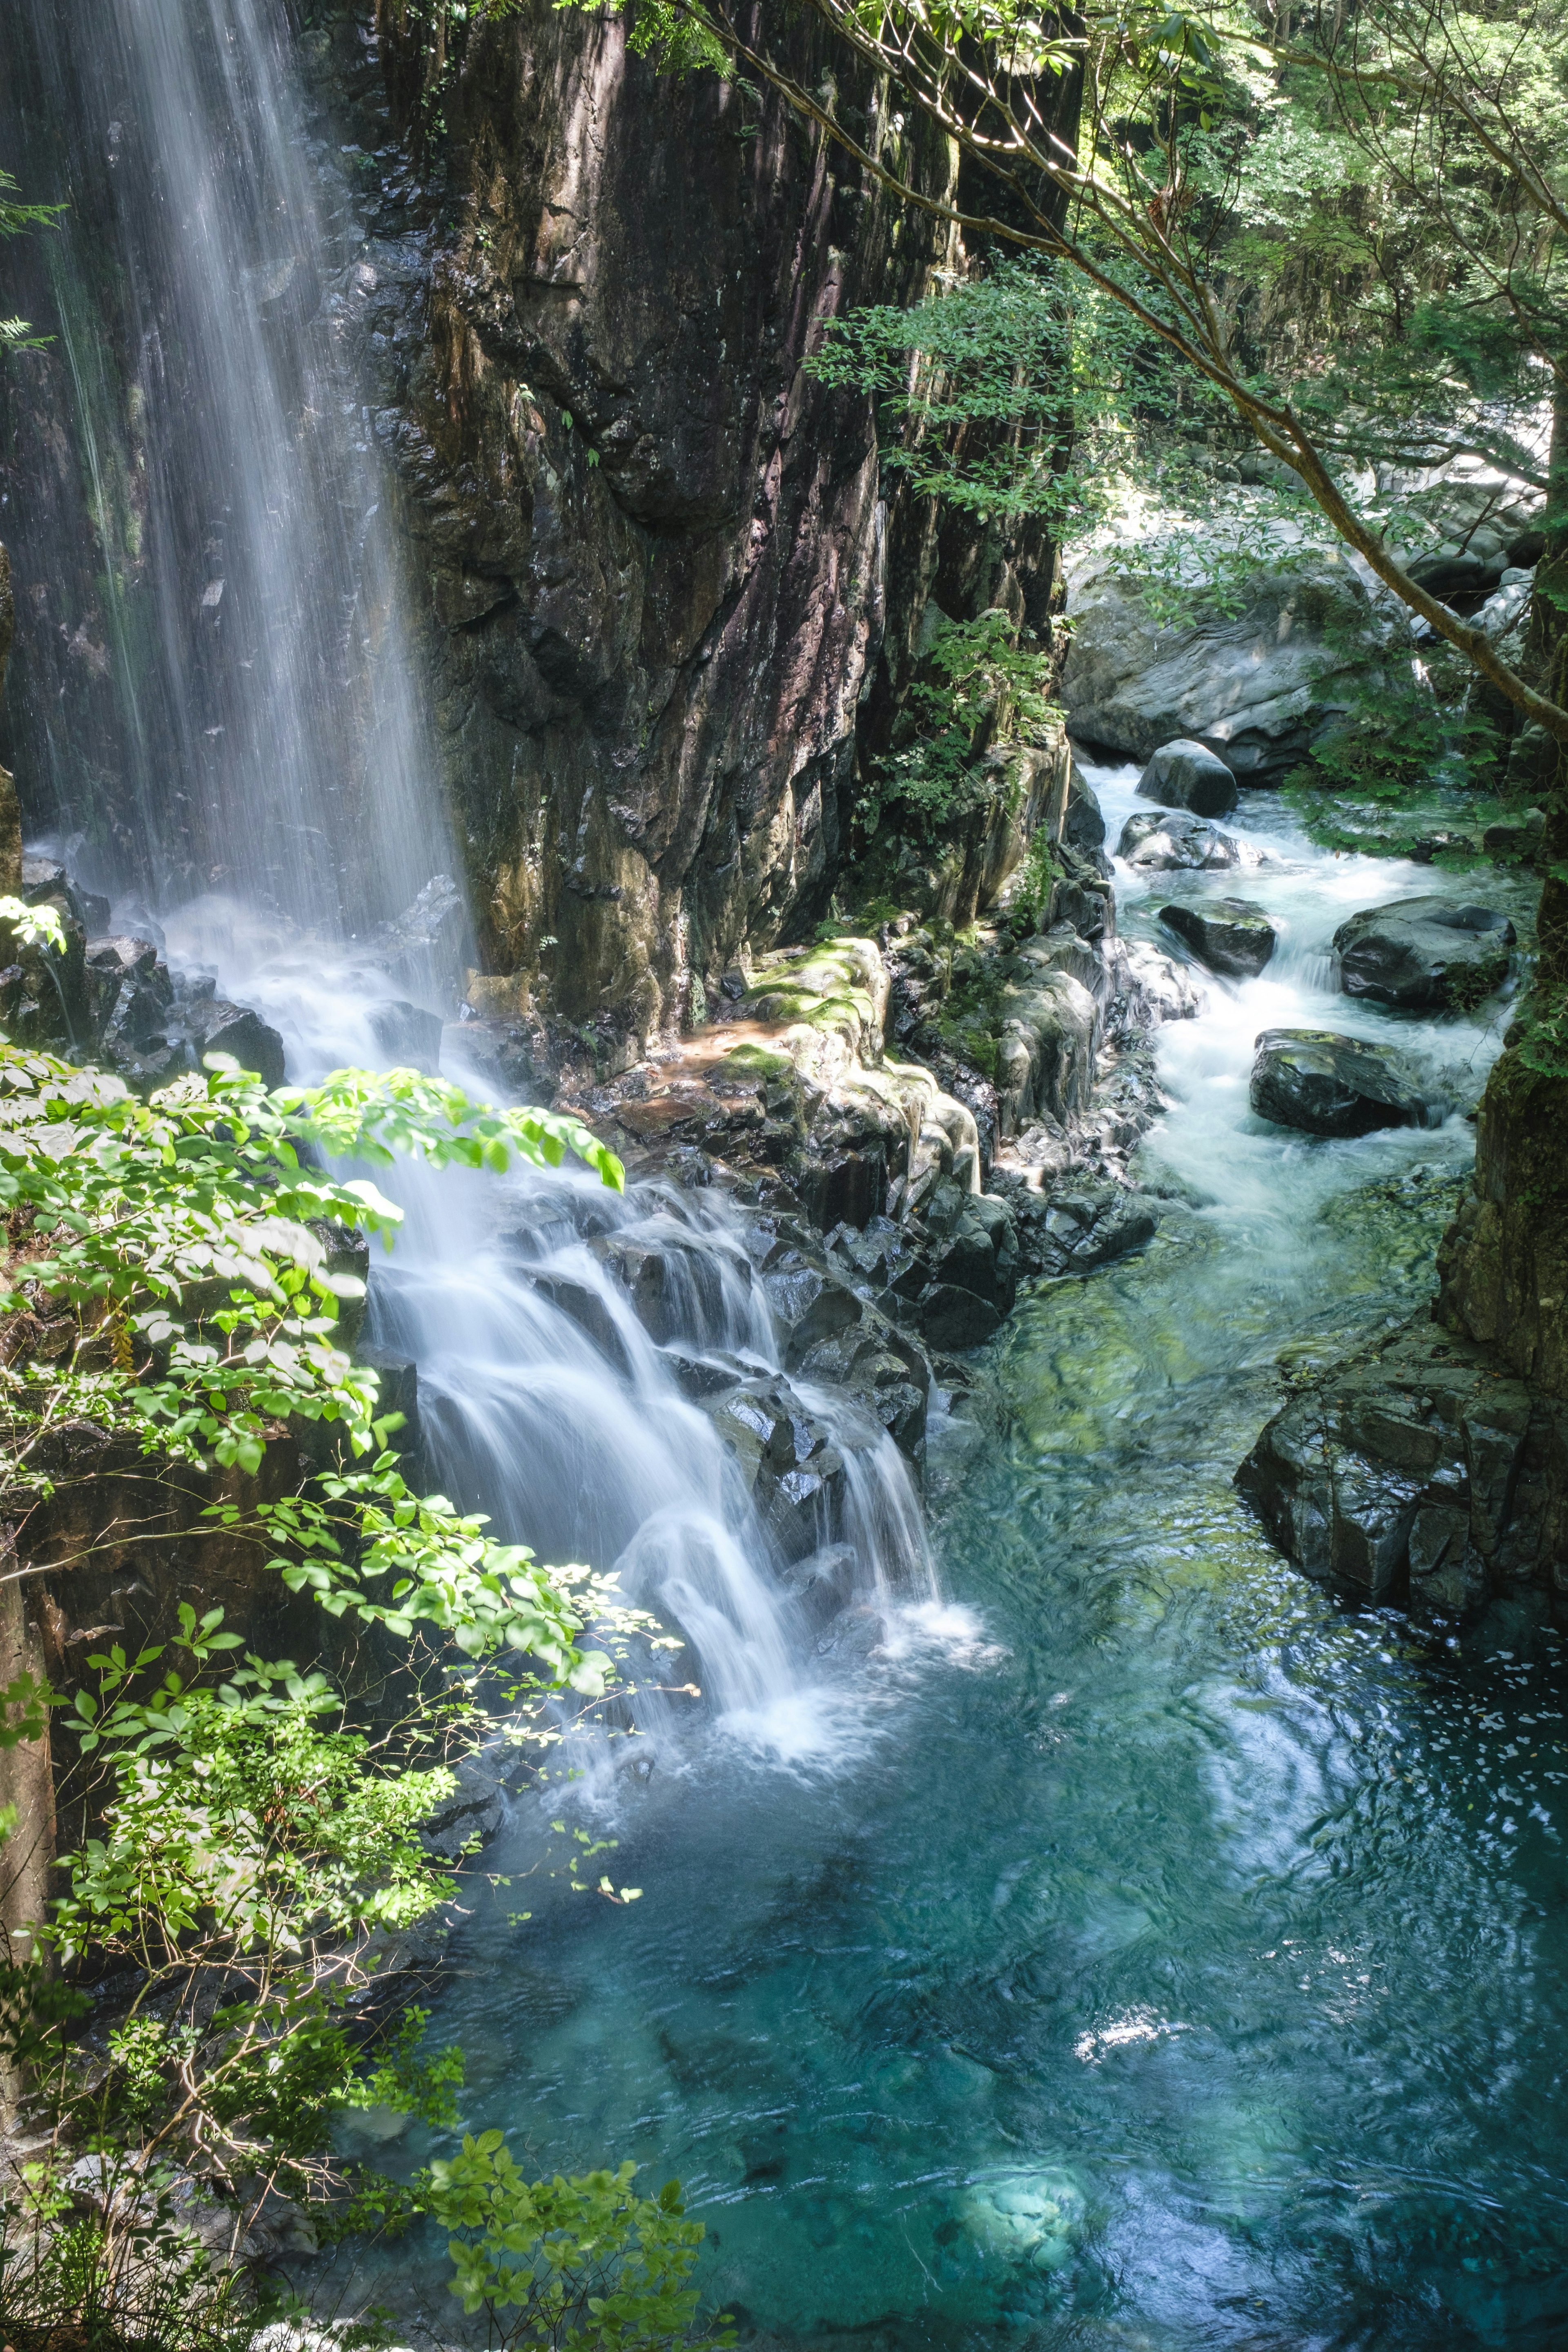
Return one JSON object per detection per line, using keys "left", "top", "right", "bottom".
{"left": 353, "top": 787, "right": 1568, "bottom": 2351}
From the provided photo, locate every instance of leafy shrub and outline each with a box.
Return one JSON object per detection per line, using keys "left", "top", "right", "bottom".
{"left": 424, "top": 2140, "right": 733, "bottom": 2352}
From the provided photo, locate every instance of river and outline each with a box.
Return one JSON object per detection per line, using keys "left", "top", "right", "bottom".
{"left": 315, "top": 771, "right": 1568, "bottom": 2352}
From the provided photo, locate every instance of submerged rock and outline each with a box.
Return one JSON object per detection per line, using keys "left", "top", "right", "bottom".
{"left": 1136, "top": 737, "right": 1239, "bottom": 818}
{"left": 1250, "top": 1029, "right": 1441, "bottom": 1137}
{"left": 1332, "top": 896, "right": 1516, "bottom": 1010}
{"left": 1117, "top": 810, "right": 1241, "bottom": 871}
{"left": 1159, "top": 897, "right": 1276, "bottom": 978}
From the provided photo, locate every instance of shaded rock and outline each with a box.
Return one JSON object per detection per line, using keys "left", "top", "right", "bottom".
{"left": 1332, "top": 896, "right": 1516, "bottom": 1010}
{"left": 1136, "top": 737, "right": 1238, "bottom": 818}
{"left": 700, "top": 1374, "right": 853, "bottom": 1561}
{"left": 761, "top": 1254, "right": 863, "bottom": 1367}
{"left": 182, "top": 995, "right": 287, "bottom": 1088}
{"left": 1047, "top": 840, "right": 1116, "bottom": 938}
{"left": 350, "top": 1346, "right": 420, "bottom": 1473}
{"left": 1160, "top": 897, "right": 1276, "bottom": 978}
{"left": 993, "top": 955, "right": 1100, "bottom": 1138}
{"left": 528, "top": 1272, "right": 636, "bottom": 1379}
{"left": 592, "top": 1231, "right": 730, "bottom": 1348}
{"left": 916, "top": 1283, "right": 1003, "bottom": 1351}
{"left": 1406, "top": 548, "right": 1506, "bottom": 602}
{"left": 918, "top": 1178, "right": 1019, "bottom": 1321}
{"left": 1250, "top": 1029, "right": 1440, "bottom": 1137}
{"left": 370, "top": 998, "right": 444, "bottom": 1073}
{"left": 1236, "top": 1321, "right": 1568, "bottom": 1617}
{"left": 1009, "top": 1183, "right": 1158, "bottom": 1278}
{"left": 1062, "top": 764, "right": 1106, "bottom": 855}
{"left": 1117, "top": 810, "right": 1241, "bottom": 871}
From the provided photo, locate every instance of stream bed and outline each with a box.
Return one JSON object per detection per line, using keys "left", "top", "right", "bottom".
{"left": 362, "top": 779, "right": 1568, "bottom": 2352}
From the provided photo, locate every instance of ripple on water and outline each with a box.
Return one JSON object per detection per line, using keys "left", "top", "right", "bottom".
{"left": 328, "top": 782, "right": 1568, "bottom": 2352}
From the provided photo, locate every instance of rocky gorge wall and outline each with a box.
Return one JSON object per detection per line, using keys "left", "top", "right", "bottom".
{"left": 304, "top": 1, "right": 1065, "bottom": 1046}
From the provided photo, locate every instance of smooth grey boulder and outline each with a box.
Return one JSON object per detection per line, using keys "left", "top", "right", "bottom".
{"left": 1061, "top": 555, "right": 1383, "bottom": 781}
{"left": 1136, "top": 738, "right": 1239, "bottom": 818}
{"left": 1250, "top": 1029, "right": 1441, "bottom": 1137}
{"left": 1117, "top": 810, "right": 1241, "bottom": 871}
{"left": 1332, "top": 896, "right": 1516, "bottom": 1010}
{"left": 1160, "top": 897, "right": 1276, "bottom": 978}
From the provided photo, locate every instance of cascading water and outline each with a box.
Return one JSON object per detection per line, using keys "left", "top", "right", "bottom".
{"left": 0, "top": 0, "right": 448, "bottom": 929}
{"left": 0, "top": 0, "right": 931, "bottom": 1752}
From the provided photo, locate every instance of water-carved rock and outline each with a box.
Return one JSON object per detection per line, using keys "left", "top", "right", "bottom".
{"left": 1160, "top": 897, "right": 1276, "bottom": 978}
{"left": 1250, "top": 1029, "right": 1440, "bottom": 1137}
{"left": 1332, "top": 896, "right": 1516, "bottom": 1010}
{"left": 1136, "top": 738, "right": 1239, "bottom": 818}
{"left": 1117, "top": 810, "right": 1241, "bottom": 872}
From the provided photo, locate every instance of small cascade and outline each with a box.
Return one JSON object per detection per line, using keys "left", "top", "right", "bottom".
{"left": 0, "top": 0, "right": 937, "bottom": 1749}
{"left": 367, "top": 1118, "right": 938, "bottom": 1748}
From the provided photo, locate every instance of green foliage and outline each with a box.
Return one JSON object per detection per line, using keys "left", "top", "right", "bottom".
{"left": 1283, "top": 641, "right": 1501, "bottom": 843}
{"left": 864, "top": 610, "right": 1062, "bottom": 842}
{"left": 424, "top": 2138, "right": 731, "bottom": 2352}
{"left": 1515, "top": 982, "right": 1568, "bottom": 1080}
{"left": 0, "top": 2180, "right": 257, "bottom": 2352}
{"left": 0, "top": 1034, "right": 704, "bottom": 2335}
{"left": 0, "top": 167, "right": 66, "bottom": 358}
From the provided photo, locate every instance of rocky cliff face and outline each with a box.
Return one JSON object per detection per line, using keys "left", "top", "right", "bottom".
{"left": 311, "top": 2, "right": 1059, "bottom": 1044}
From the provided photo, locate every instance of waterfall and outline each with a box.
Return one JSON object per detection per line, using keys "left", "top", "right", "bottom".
{"left": 0, "top": 0, "right": 934, "bottom": 1741}
{"left": 0, "top": 0, "right": 450, "bottom": 931}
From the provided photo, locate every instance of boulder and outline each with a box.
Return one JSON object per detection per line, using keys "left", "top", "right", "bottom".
{"left": 182, "top": 996, "right": 287, "bottom": 1089}
{"left": 367, "top": 873, "right": 468, "bottom": 1012}
{"left": 1117, "top": 940, "right": 1206, "bottom": 1023}
{"left": 1011, "top": 1184, "right": 1158, "bottom": 1279}
{"left": 1062, "top": 554, "right": 1383, "bottom": 782}
{"left": 1236, "top": 1322, "right": 1563, "bottom": 1616}
{"left": 1159, "top": 897, "right": 1276, "bottom": 978}
{"left": 1136, "top": 738, "right": 1238, "bottom": 818}
{"left": 917, "top": 1178, "right": 1019, "bottom": 1321}
{"left": 775, "top": 1541, "right": 858, "bottom": 1630}
{"left": 916, "top": 1282, "right": 1002, "bottom": 1352}
{"left": 700, "top": 1374, "right": 855, "bottom": 1562}
{"left": 370, "top": 998, "right": 444, "bottom": 1073}
{"left": 1249, "top": 1029, "right": 1441, "bottom": 1137}
{"left": 1116, "top": 810, "right": 1241, "bottom": 872}
{"left": 993, "top": 959, "right": 1100, "bottom": 1137}
{"left": 1332, "top": 896, "right": 1516, "bottom": 1010}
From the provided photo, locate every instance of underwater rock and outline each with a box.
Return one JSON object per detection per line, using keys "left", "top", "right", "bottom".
{"left": 1136, "top": 737, "right": 1239, "bottom": 818}
{"left": 1160, "top": 896, "right": 1276, "bottom": 978}
{"left": 1250, "top": 1029, "right": 1440, "bottom": 1137}
{"left": 1332, "top": 896, "right": 1515, "bottom": 1010}
{"left": 1117, "top": 810, "right": 1241, "bottom": 871}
